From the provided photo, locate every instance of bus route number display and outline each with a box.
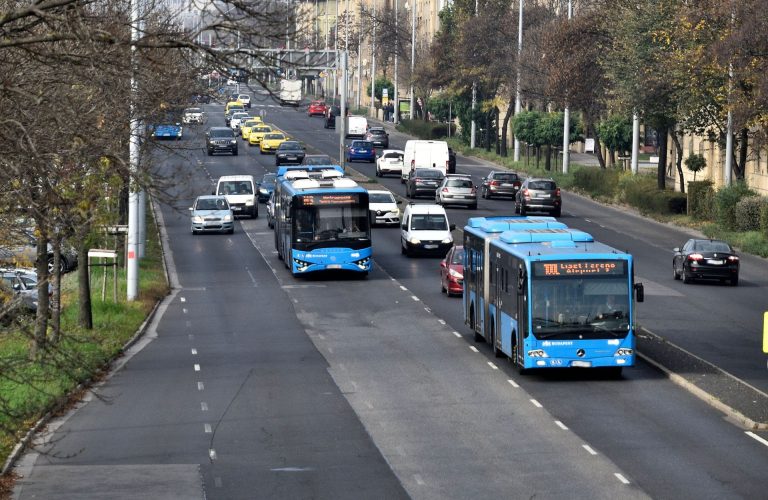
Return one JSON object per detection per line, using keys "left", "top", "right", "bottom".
{"left": 534, "top": 260, "right": 626, "bottom": 277}
{"left": 301, "top": 194, "right": 359, "bottom": 206}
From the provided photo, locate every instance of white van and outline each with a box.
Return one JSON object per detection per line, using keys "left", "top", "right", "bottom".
{"left": 400, "top": 203, "right": 455, "bottom": 256}
{"left": 401, "top": 140, "right": 450, "bottom": 183}
{"left": 213, "top": 175, "right": 258, "bottom": 218}
{"left": 346, "top": 115, "right": 368, "bottom": 138}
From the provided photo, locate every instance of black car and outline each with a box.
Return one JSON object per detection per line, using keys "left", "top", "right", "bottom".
{"left": 365, "top": 127, "right": 389, "bottom": 148}
{"left": 275, "top": 141, "right": 306, "bottom": 166}
{"left": 481, "top": 171, "right": 521, "bottom": 199}
{"left": 673, "top": 239, "right": 739, "bottom": 285}
{"left": 515, "top": 177, "right": 561, "bottom": 217}
{"left": 406, "top": 168, "right": 445, "bottom": 199}
{"left": 302, "top": 154, "right": 334, "bottom": 165}
{"left": 206, "top": 127, "right": 238, "bottom": 156}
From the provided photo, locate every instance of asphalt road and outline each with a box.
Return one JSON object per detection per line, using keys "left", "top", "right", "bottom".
{"left": 12, "top": 93, "right": 768, "bottom": 499}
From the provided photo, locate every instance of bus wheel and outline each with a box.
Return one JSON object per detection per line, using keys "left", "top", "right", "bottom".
{"left": 604, "top": 367, "right": 623, "bottom": 379}
{"left": 490, "top": 320, "right": 504, "bottom": 358}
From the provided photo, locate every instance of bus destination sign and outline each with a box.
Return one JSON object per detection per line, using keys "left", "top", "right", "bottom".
{"left": 533, "top": 260, "right": 626, "bottom": 277}
{"left": 301, "top": 194, "right": 360, "bottom": 206}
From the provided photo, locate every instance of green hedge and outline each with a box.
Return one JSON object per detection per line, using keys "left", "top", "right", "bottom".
{"left": 762, "top": 202, "right": 768, "bottom": 237}
{"left": 571, "top": 167, "right": 622, "bottom": 199}
{"left": 687, "top": 180, "right": 715, "bottom": 220}
{"left": 734, "top": 195, "right": 768, "bottom": 232}
{"left": 398, "top": 119, "right": 453, "bottom": 139}
{"left": 714, "top": 182, "right": 757, "bottom": 227}
{"left": 618, "top": 173, "right": 686, "bottom": 214}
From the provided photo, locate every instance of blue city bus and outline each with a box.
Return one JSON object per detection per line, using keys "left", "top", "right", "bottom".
{"left": 464, "top": 218, "right": 644, "bottom": 375}
{"left": 274, "top": 174, "right": 372, "bottom": 275}
{"left": 276, "top": 164, "right": 344, "bottom": 179}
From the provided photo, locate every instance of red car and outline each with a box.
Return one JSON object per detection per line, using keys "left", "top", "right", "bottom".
{"left": 308, "top": 100, "right": 328, "bottom": 117}
{"left": 440, "top": 245, "right": 465, "bottom": 297}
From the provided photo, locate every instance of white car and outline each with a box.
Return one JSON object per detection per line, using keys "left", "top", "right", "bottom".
{"left": 238, "top": 93, "right": 251, "bottom": 108}
{"left": 367, "top": 190, "right": 401, "bottom": 226}
{"left": 229, "top": 112, "right": 250, "bottom": 130}
{"left": 375, "top": 149, "right": 404, "bottom": 178}
{"left": 182, "top": 107, "right": 204, "bottom": 124}
{"left": 400, "top": 203, "right": 455, "bottom": 256}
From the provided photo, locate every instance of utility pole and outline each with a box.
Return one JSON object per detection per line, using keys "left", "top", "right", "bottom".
{"left": 631, "top": 113, "right": 640, "bottom": 174}
{"left": 470, "top": 0, "right": 478, "bottom": 149}
{"left": 394, "top": 0, "right": 399, "bottom": 124}
{"left": 409, "top": 0, "right": 415, "bottom": 120}
{"left": 513, "top": 0, "right": 524, "bottom": 162}
{"left": 127, "top": 0, "right": 140, "bottom": 300}
{"left": 562, "top": 0, "right": 572, "bottom": 173}
{"left": 340, "top": 51, "right": 348, "bottom": 171}
{"left": 371, "top": 0, "right": 376, "bottom": 113}
{"left": 356, "top": 5, "right": 362, "bottom": 109}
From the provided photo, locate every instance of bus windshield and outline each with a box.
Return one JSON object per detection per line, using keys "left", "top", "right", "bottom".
{"left": 531, "top": 277, "right": 630, "bottom": 339}
{"left": 293, "top": 205, "right": 370, "bottom": 243}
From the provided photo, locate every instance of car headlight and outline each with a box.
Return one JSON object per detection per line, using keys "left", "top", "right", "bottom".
{"left": 449, "top": 269, "right": 463, "bottom": 279}
{"left": 230, "top": 139, "right": 237, "bottom": 144}
{"left": 441, "top": 237, "right": 453, "bottom": 244}
{"left": 192, "top": 215, "right": 204, "bottom": 223}
{"left": 223, "top": 214, "right": 233, "bottom": 222}
{"left": 246, "top": 199, "right": 254, "bottom": 206}
{"left": 408, "top": 237, "right": 421, "bottom": 244}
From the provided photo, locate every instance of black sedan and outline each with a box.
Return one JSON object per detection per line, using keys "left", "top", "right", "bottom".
{"left": 275, "top": 141, "right": 306, "bottom": 166}
{"left": 406, "top": 168, "right": 445, "bottom": 199}
{"left": 672, "top": 239, "right": 739, "bottom": 286}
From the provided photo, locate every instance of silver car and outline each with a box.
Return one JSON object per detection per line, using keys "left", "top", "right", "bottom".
{"left": 1, "top": 268, "right": 41, "bottom": 312}
{"left": 435, "top": 174, "right": 478, "bottom": 209}
{"left": 190, "top": 195, "right": 235, "bottom": 234}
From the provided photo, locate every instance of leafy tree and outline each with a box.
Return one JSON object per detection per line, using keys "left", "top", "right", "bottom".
{"left": 596, "top": 115, "right": 633, "bottom": 167}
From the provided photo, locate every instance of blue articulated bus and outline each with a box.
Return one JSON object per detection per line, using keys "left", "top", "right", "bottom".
{"left": 274, "top": 173, "right": 372, "bottom": 275}
{"left": 464, "top": 217, "right": 644, "bottom": 375}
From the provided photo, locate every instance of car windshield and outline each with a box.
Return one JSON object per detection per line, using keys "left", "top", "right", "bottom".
{"left": 529, "top": 180, "right": 556, "bottom": 190}
{"left": 196, "top": 198, "right": 229, "bottom": 211}
{"left": 243, "top": 120, "right": 259, "bottom": 127}
{"left": 414, "top": 169, "right": 443, "bottom": 179}
{"left": 255, "top": 127, "right": 271, "bottom": 133}
{"left": 303, "top": 155, "right": 333, "bottom": 165}
{"left": 209, "top": 129, "right": 234, "bottom": 138}
{"left": 494, "top": 173, "right": 518, "bottom": 182}
{"left": 411, "top": 214, "right": 448, "bottom": 230}
{"left": 369, "top": 192, "right": 395, "bottom": 203}
{"left": 265, "top": 134, "right": 284, "bottom": 140}
{"left": 450, "top": 248, "right": 464, "bottom": 265}
{"left": 293, "top": 205, "right": 370, "bottom": 242}
{"left": 279, "top": 142, "right": 302, "bottom": 150}
{"left": 185, "top": 108, "right": 201, "bottom": 114}
{"left": 352, "top": 141, "right": 372, "bottom": 148}
{"left": 261, "top": 174, "right": 276, "bottom": 185}
{"left": 232, "top": 113, "right": 249, "bottom": 119}
{"left": 446, "top": 179, "right": 472, "bottom": 188}
{"left": 694, "top": 240, "right": 732, "bottom": 252}
{"left": 217, "top": 181, "right": 253, "bottom": 195}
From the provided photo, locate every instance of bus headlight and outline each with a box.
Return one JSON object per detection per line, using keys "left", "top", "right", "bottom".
{"left": 355, "top": 257, "right": 371, "bottom": 270}
{"left": 293, "top": 258, "right": 311, "bottom": 272}
{"left": 528, "top": 349, "right": 548, "bottom": 358}
{"left": 614, "top": 348, "right": 633, "bottom": 356}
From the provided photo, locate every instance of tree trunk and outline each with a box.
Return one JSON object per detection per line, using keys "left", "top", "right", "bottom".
{"left": 584, "top": 114, "right": 606, "bottom": 169}
{"left": 501, "top": 103, "right": 514, "bottom": 157}
{"left": 545, "top": 145, "right": 552, "bottom": 171}
{"left": 495, "top": 107, "right": 501, "bottom": 155}
{"left": 671, "top": 130, "right": 685, "bottom": 194}
{"left": 656, "top": 125, "right": 669, "bottom": 190}
{"left": 737, "top": 127, "right": 748, "bottom": 180}
{"left": 50, "top": 237, "right": 62, "bottom": 344}
{"left": 33, "top": 231, "right": 50, "bottom": 356}
{"left": 484, "top": 111, "right": 491, "bottom": 151}
{"left": 78, "top": 241, "right": 93, "bottom": 330}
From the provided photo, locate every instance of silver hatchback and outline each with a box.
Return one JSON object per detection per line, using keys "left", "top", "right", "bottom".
{"left": 435, "top": 175, "right": 477, "bottom": 209}
{"left": 190, "top": 195, "right": 235, "bottom": 234}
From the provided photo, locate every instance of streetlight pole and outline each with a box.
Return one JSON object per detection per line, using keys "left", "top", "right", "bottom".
{"left": 513, "top": 0, "right": 524, "bottom": 162}
{"left": 409, "top": 0, "right": 415, "bottom": 120}
{"left": 127, "top": 0, "right": 140, "bottom": 300}
{"left": 394, "top": 0, "right": 399, "bottom": 124}
{"left": 371, "top": 0, "right": 376, "bottom": 113}
{"left": 562, "top": 0, "right": 572, "bottom": 173}
{"left": 470, "top": 0, "right": 478, "bottom": 149}
{"left": 356, "top": 9, "right": 361, "bottom": 109}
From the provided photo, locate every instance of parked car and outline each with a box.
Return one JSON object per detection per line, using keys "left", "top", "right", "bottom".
{"left": 257, "top": 173, "right": 277, "bottom": 203}
{"left": 260, "top": 132, "right": 288, "bottom": 154}
{"left": 515, "top": 177, "right": 562, "bottom": 217}
{"left": 182, "top": 107, "right": 204, "bottom": 125}
{"left": 275, "top": 141, "right": 306, "bottom": 166}
{"left": 302, "top": 154, "right": 334, "bottom": 165}
{"left": 1, "top": 268, "right": 44, "bottom": 312}
{"left": 406, "top": 168, "right": 445, "bottom": 199}
{"left": 206, "top": 127, "right": 238, "bottom": 156}
{"left": 308, "top": 100, "right": 328, "bottom": 116}
{"left": 672, "top": 239, "right": 739, "bottom": 285}
{"left": 190, "top": 196, "right": 234, "bottom": 235}
{"left": 365, "top": 127, "right": 389, "bottom": 148}
{"left": 376, "top": 149, "right": 404, "bottom": 177}
{"left": 0, "top": 229, "right": 78, "bottom": 274}
{"left": 248, "top": 125, "right": 273, "bottom": 146}
{"left": 400, "top": 203, "right": 455, "bottom": 257}
{"left": 367, "top": 190, "right": 401, "bottom": 226}
{"left": 435, "top": 174, "right": 477, "bottom": 209}
{"left": 346, "top": 140, "right": 376, "bottom": 163}
{"left": 440, "top": 245, "right": 465, "bottom": 297}
{"left": 481, "top": 171, "right": 521, "bottom": 199}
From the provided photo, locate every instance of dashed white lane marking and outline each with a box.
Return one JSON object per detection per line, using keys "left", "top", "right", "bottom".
{"left": 201, "top": 402, "right": 208, "bottom": 411}
{"left": 400, "top": 285, "right": 408, "bottom": 291}
{"left": 209, "top": 449, "right": 217, "bottom": 461}
{"left": 469, "top": 346, "right": 479, "bottom": 353}
{"left": 191, "top": 348, "right": 197, "bottom": 355}
{"left": 188, "top": 334, "right": 194, "bottom": 340}
{"left": 530, "top": 399, "right": 543, "bottom": 408}
{"left": 204, "top": 423, "right": 212, "bottom": 433}
{"left": 424, "top": 307, "right": 431, "bottom": 313}
{"left": 555, "top": 420, "right": 568, "bottom": 430}
{"left": 214, "top": 477, "right": 222, "bottom": 487}
{"left": 318, "top": 334, "right": 325, "bottom": 340}
{"left": 197, "top": 382, "right": 204, "bottom": 391}
{"left": 185, "top": 321, "right": 192, "bottom": 328}
{"left": 583, "top": 445, "right": 598, "bottom": 455}
{"left": 194, "top": 364, "right": 201, "bottom": 372}
{"left": 328, "top": 347, "right": 334, "bottom": 354}
{"left": 453, "top": 331, "right": 462, "bottom": 338}
{"left": 614, "top": 473, "right": 630, "bottom": 485}
{"left": 365, "top": 401, "right": 374, "bottom": 409}
{"left": 182, "top": 308, "right": 188, "bottom": 314}
{"left": 411, "top": 295, "right": 419, "bottom": 301}
{"left": 414, "top": 474, "right": 426, "bottom": 486}
{"left": 487, "top": 362, "right": 499, "bottom": 370}
{"left": 246, "top": 268, "right": 257, "bottom": 284}
{"left": 746, "top": 431, "right": 768, "bottom": 447}
{"left": 507, "top": 379, "right": 519, "bottom": 388}
{"left": 438, "top": 319, "right": 446, "bottom": 325}
{"left": 180, "top": 297, "right": 186, "bottom": 302}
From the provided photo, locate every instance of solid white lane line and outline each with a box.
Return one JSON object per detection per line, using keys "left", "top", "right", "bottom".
{"left": 191, "top": 348, "right": 197, "bottom": 355}
{"left": 530, "top": 399, "right": 543, "bottom": 408}
{"left": 614, "top": 473, "right": 630, "bottom": 485}
{"left": 194, "top": 364, "right": 201, "bottom": 372}
{"left": 507, "top": 379, "right": 519, "bottom": 388}
{"left": 469, "top": 346, "right": 479, "bottom": 353}
{"left": 582, "top": 445, "right": 598, "bottom": 455}
{"left": 201, "top": 402, "right": 208, "bottom": 411}
{"left": 746, "top": 431, "right": 768, "bottom": 447}
{"left": 555, "top": 420, "right": 568, "bottom": 430}
{"left": 246, "top": 268, "right": 257, "bottom": 284}
{"left": 318, "top": 334, "right": 325, "bottom": 340}
{"left": 487, "top": 362, "right": 499, "bottom": 370}
{"left": 411, "top": 295, "right": 420, "bottom": 301}
{"left": 197, "top": 382, "right": 204, "bottom": 391}
{"left": 453, "top": 331, "right": 462, "bottom": 338}
{"left": 204, "top": 423, "right": 212, "bottom": 433}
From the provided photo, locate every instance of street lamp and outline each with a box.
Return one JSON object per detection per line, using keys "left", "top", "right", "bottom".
{"left": 405, "top": 1, "right": 415, "bottom": 120}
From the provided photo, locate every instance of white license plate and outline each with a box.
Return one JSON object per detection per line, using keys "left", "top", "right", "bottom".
{"left": 424, "top": 244, "right": 438, "bottom": 249}
{"left": 572, "top": 360, "right": 592, "bottom": 368}
{"left": 327, "top": 264, "right": 342, "bottom": 269}
{"left": 232, "top": 206, "right": 241, "bottom": 211}
{"left": 707, "top": 259, "right": 724, "bottom": 265}
{"left": 536, "top": 194, "right": 550, "bottom": 198}
{"left": 501, "top": 183, "right": 513, "bottom": 187}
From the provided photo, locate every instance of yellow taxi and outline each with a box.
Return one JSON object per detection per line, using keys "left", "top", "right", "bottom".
{"left": 225, "top": 100, "right": 244, "bottom": 114}
{"left": 259, "top": 132, "right": 288, "bottom": 154}
{"left": 240, "top": 118, "right": 263, "bottom": 140}
{"left": 248, "top": 125, "right": 273, "bottom": 146}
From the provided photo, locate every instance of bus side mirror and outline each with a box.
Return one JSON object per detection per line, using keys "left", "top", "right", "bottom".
{"left": 634, "top": 282, "right": 645, "bottom": 303}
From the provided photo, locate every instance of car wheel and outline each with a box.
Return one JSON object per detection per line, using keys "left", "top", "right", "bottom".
{"left": 401, "top": 242, "right": 406, "bottom": 255}
{"left": 252, "top": 206, "right": 258, "bottom": 218}
{"left": 441, "top": 278, "right": 446, "bottom": 294}
{"left": 553, "top": 207, "right": 562, "bottom": 217}
{"left": 485, "top": 189, "right": 491, "bottom": 200}
{"left": 470, "top": 204, "right": 477, "bottom": 210}
{"left": 730, "top": 274, "right": 739, "bottom": 286}
{"left": 514, "top": 201, "right": 520, "bottom": 214}
{"left": 519, "top": 203, "right": 527, "bottom": 216}
{"left": 207, "top": 150, "right": 213, "bottom": 156}
{"left": 192, "top": 229, "right": 199, "bottom": 235}
{"left": 228, "top": 228, "right": 234, "bottom": 234}
{"left": 233, "top": 150, "right": 238, "bottom": 156}
{"left": 673, "top": 263, "right": 680, "bottom": 280}
{"left": 376, "top": 167, "right": 381, "bottom": 177}
{"left": 682, "top": 267, "right": 692, "bottom": 284}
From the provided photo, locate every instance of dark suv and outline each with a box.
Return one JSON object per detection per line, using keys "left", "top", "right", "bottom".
{"left": 481, "top": 171, "right": 521, "bottom": 199}
{"left": 206, "top": 127, "right": 238, "bottom": 156}
{"left": 515, "top": 178, "right": 562, "bottom": 217}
